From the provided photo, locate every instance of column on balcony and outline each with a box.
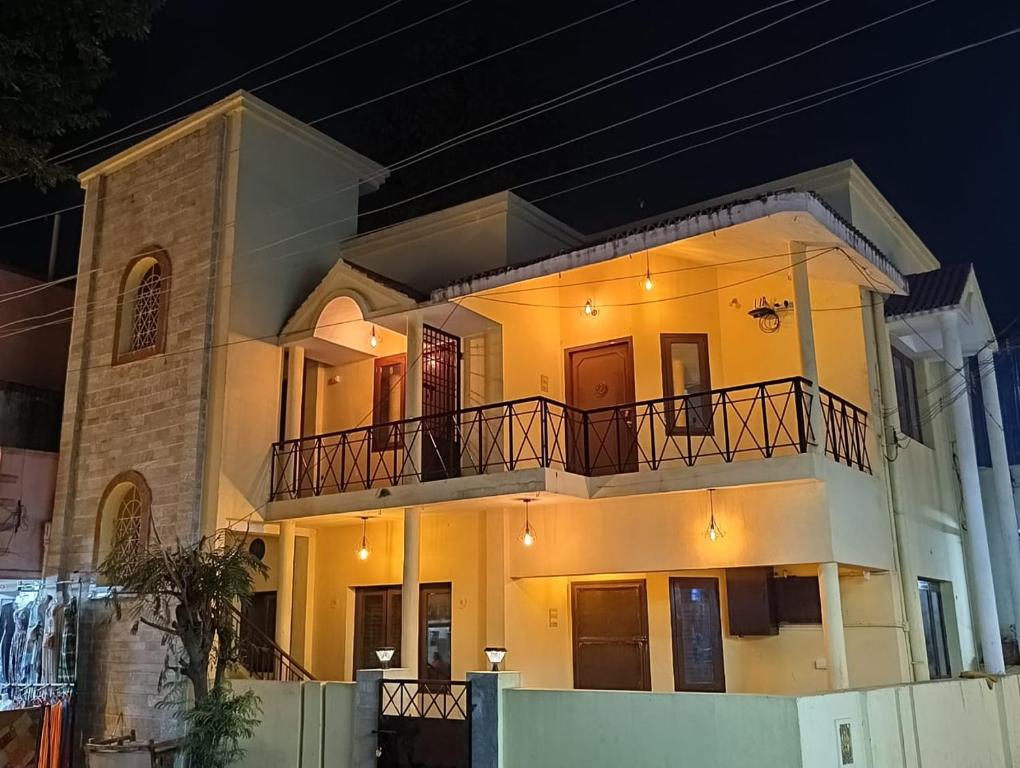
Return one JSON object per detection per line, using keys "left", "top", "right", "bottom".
{"left": 484, "top": 508, "right": 507, "bottom": 653}
{"left": 818, "top": 562, "right": 849, "bottom": 690}
{"left": 940, "top": 312, "right": 1005, "bottom": 673}
{"left": 404, "top": 312, "right": 424, "bottom": 478}
{"left": 401, "top": 506, "right": 422, "bottom": 678}
{"left": 276, "top": 345, "right": 304, "bottom": 652}
{"left": 790, "top": 243, "right": 824, "bottom": 453}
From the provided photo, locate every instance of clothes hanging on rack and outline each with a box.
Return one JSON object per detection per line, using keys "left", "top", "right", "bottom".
{"left": 38, "top": 696, "right": 65, "bottom": 768}
{"left": 58, "top": 597, "right": 76, "bottom": 684}
{"left": 8, "top": 606, "right": 28, "bottom": 685}
{"left": 0, "top": 599, "right": 13, "bottom": 685}
{"left": 41, "top": 599, "right": 63, "bottom": 683}
{"left": 21, "top": 594, "right": 49, "bottom": 685}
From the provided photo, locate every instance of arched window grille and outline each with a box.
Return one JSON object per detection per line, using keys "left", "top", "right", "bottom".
{"left": 130, "top": 263, "right": 163, "bottom": 352}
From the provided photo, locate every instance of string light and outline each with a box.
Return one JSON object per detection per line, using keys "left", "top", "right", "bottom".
{"left": 356, "top": 516, "right": 371, "bottom": 560}
{"left": 369, "top": 325, "right": 379, "bottom": 348}
{"left": 705, "top": 489, "right": 724, "bottom": 542}
{"left": 519, "top": 498, "right": 537, "bottom": 547}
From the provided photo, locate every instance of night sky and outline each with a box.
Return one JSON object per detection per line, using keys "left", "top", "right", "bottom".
{"left": 2, "top": 0, "right": 1018, "bottom": 327}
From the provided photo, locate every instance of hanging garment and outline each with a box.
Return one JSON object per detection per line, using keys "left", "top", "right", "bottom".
{"left": 0, "top": 600, "right": 13, "bottom": 685}
{"left": 9, "top": 606, "right": 29, "bottom": 685}
{"left": 21, "top": 596, "right": 49, "bottom": 685}
{"left": 41, "top": 601, "right": 63, "bottom": 684}
{"left": 58, "top": 598, "right": 76, "bottom": 684}
{"left": 38, "top": 703, "right": 52, "bottom": 768}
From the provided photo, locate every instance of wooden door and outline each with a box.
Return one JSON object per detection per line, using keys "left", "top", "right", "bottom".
{"left": 353, "top": 586, "right": 402, "bottom": 673}
{"left": 419, "top": 584, "right": 452, "bottom": 681}
{"left": 240, "top": 591, "right": 277, "bottom": 676}
{"left": 565, "top": 339, "right": 637, "bottom": 475}
{"left": 669, "top": 577, "right": 725, "bottom": 692}
{"left": 918, "top": 579, "right": 952, "bottom": 679}
{"left": 571, "top": 580, "right": 650, "bottom": 691}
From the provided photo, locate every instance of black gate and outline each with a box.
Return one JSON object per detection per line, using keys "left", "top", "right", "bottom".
{"left": 421, "top": 325, "right": 461, "bottom": 482}
{"left": 376, "top": 679, "right": 471, "bottom": 768}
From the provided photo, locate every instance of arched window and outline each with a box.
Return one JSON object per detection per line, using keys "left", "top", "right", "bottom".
{"left": 94, "top": 471, "right": 152, "bottom": 569}
{"left": 113, "top": 247, "right": 171, "bottom": 364}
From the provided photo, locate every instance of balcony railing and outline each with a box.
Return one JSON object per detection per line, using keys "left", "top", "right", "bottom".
{"left": 270, "top": 376, "right": 870, "bottom": 501}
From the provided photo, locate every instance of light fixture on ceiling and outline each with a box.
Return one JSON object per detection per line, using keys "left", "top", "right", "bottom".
{"left": 370, "top": 325, "right": 379, "bottom": 348}
{"left": 583, "top": 299, "right": 598, "bottom": 317}
{"left": 356, "top": 516, "right": 371, "bottom": 560}
{"left": 705, "top": 488, "right": 724, "bottom": 542}
{"left": 519, "top": 498, "right": 537, "bottom": 547}
{"left": 643, "top": 251, "right": 653, "bottom": 292}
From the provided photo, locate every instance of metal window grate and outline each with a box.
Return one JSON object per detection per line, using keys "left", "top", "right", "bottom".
{"left": 131, "top": 264, "right": 163, "bottom": 351}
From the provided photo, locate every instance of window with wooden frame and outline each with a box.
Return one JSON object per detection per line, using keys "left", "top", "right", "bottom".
{"left": 94, "top": 470, "right": 153, "bottom": 573}
{"left": 372, "top": 354, "right": 406, "bottom": 450}
{"left": 891, "top": 346, "right": 924, "bottom": 443}
{"left": 660, "top": 333, "right": 712, "bottom": 435}
{"left": 113, "top": 247, "right": 171, "bottom": 365}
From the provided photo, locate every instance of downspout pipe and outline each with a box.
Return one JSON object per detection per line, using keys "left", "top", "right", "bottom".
{"left": 870, "top": 294, "right": 930, "bottom": 682}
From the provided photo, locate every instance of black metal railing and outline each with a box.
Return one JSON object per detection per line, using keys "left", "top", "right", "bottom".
{"left": 379, "top": 679, "right": 470, "bottom": 720}
{"left": 820, "top": 388, "right": 872, "bottom": 472}
{"left": 270, "top": 377, "right": 871, "bottom": 500}
{"left": 229, "top": 604, "right": 314, "bottom": 682}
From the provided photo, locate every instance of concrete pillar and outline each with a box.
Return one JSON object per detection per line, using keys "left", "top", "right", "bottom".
{"left": 352, "top": 667, "right": 410, "bottom": 768}
{"left": 467, "top": 671, "right": 521, "bottom": 768}
{"left": 484, "top": 509, "right": 507, "bottom": 652}
{"left": 818, "top": 562, "right": 849, "bottom": 690}
{"left": 979, "top": 347, "right": 1020, "bottom": 637}
{"left": 790, "top": 244, "right": 824, "bottom": 453}
{"left": 401, "top": 507, "right": 422, "bottom": 677}
{"left": 404, "top": 313, "right": 424, "bottom": 479}
{"left": 275, "top": 520, "right": 296, "bottom": 653}
{"left": 285, "top": 345, "right": 305, "bottom": 440}
{"left": 941, "top": 312, "right": 1005, "bottom": 673}
{"left": 871, "top": 297, "right": 930, "bottom": 681}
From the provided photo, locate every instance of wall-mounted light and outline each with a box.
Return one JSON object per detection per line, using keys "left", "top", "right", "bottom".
{"left": 370, "top": 325, "right": 379, "bottom": 348}
{"left": 705, "top": 488, "right": 724, "bottom": 542}
{"left": 583, "top": 299, "right": 598, "bottom": 317}
{"left": 519, "top": 498, "right": 537, "bottom": 547}
{"left": 356, "top": 516, "right": 371, "bottom": 560}
{"left": 484, "top": 646, "right": 507, "bottom": 672}
{"left": 376, "top": 646, "right": 396, "bottom": 669}
{"left": 643, "top": 251, "right": 654, "bottom": 292}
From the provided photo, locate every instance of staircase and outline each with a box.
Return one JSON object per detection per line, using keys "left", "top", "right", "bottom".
{"left": 230, "top": 603, "right": 314, "bottom": 682}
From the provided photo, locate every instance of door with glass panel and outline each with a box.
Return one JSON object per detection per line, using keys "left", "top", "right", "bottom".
{"left": 918, "top": 578, "right": 952, "bottom": 679}
{"left": 669, "top": 577, "right": 725, "bottom": 692}
{"left": 660, "top": 334, "right": 712, "bottom": 435}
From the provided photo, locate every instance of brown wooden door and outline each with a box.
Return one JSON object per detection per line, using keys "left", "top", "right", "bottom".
{"left": 565, "top": 339, "right": 637, "bottom": 475}
{"left": 669, "top": 577, "right": 725, "bottom": 692}
{"left": 240, "top": 591, "right": 277, "bottom": 676}
{"left": 571, "top": 580, "right": 650, "bottom": 691}
{"left": 353, "top": 586, "right": 402, "bottom": 673}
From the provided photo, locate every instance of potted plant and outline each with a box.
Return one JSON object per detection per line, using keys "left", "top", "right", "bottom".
{"left": 96, "top": 529, "right": 267, "bottom": 767}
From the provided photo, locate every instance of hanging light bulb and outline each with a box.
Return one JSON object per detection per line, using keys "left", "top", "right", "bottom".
{"left": 583, "top": 299, "right": 598, "bottom": 317}
{"left": 356, "top": 516, "right": 371, "bottom": 560}
{"left": 704, "top": 489, "right": 724, "bottom": 542}
{"left": 519, "top": 498, "right": 537, "bottom": 547}
{"left": 369, "top": 325, "right": 379, "bottom": 348}
{"left": 643, "top": 250, "right": 653, "bottom": 291}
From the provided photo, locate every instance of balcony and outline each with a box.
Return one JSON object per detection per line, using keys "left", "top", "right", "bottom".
{"left": 269, "top": 377, "right": 870, "bottom": 503}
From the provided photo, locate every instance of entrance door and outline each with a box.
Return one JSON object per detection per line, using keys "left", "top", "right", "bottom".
{"left": 352, "top": 583, "right": 453, "bottom": 677}
{"left": 571, "top": 580, "right": 650, "bottom": 690}
{"left": 421, "top": 325, "right": 461, "bottom": 481}
{"left": 240, "top": 591, "right": 277, "bottom": 677}
{"left": 669, "top": 577, "right": 725, "bottom": 692}
{"left": 918, "top": 578, "right": 952, "bottom": 679}
{"left": 420, "top": 585, "right": 452, "bottom": 681}
{"left": 565, "top": 339, "right": 637, "bottom": 475}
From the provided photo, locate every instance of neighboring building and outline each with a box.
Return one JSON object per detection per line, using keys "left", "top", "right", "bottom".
{"left": 0, "top": 266, "right": 72, "bottom": 578}
{"left": 47, "top": 91, "right": 1020, "bottom": 752}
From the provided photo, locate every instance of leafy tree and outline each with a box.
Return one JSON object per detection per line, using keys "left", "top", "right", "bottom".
{"left": 99, "top": 529, "right": 266, "bottom": 767}
{"left": 0, "top": 0, "right": 164, "bottom": 188}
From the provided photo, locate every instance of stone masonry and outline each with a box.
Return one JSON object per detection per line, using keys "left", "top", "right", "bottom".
{"left": 49, "top": 117, "right": 227, "bottom": 742}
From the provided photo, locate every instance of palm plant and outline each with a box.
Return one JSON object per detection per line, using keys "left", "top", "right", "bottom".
{"left": 99, "top": 529, "right": 268, "bottom": 767}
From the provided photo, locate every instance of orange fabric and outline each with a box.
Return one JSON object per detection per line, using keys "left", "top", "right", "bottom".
{"left": 48, "top": 701, "right": 62, "bottom": 768}
{"left": 37, "top": 705, "right": 51, "bottom": 767}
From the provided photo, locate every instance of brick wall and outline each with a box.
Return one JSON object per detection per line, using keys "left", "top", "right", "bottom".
{"left": 50, "top": 118, "right": 227, "bottom": 742}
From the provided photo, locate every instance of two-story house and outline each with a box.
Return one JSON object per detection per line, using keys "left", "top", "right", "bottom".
{"left": 48, "top": 91, "right": 1019, "bottom": 745}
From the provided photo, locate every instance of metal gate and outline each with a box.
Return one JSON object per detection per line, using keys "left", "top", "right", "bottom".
{"left": 376, "top": 679, "right": 471, "bottom": 768}
{"left": 421, "top": 325, "right": 461, "bottom": 482}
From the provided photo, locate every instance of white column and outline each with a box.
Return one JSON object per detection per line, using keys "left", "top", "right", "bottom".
{"left": 401, "top": 507, "right": 422, "bottom": 678}
{"left": 276, "top": 346, "right": 304, "bottom": 651}
{"left": 404, "top": 313, "right": 424, "bottom": 480}
{"left": 979, "top": 347, "right": 1020, "bottom": 636}
{"left": 818, "top": 562, "right": 850, "bottom": 690}
{"left": 484, "top": 508, "right": 508, "bottom": 653}
{"left": 871, "top": 298, "right": 930, "bottom": 681}
{"left": 941, "top": 312, "right": 1005, "bottom": 673}
{"left": 276, "top": 521, "right": 296, "bottom": 653}
{"left": 790, "top": 245, "right": 824, "bottom": 453}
